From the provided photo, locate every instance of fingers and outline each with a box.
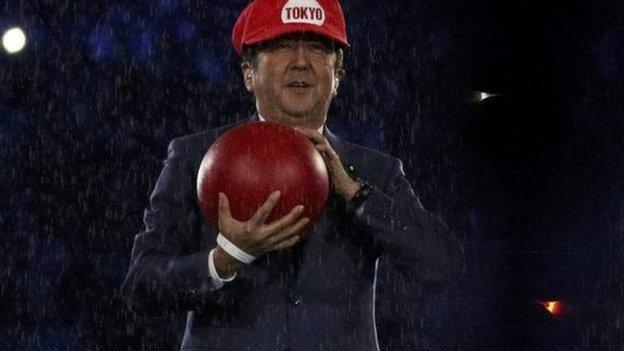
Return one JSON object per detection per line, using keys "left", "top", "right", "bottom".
{"left": 218, "top": 192, "right": 231, "bottom": 221}
{"left": 295, "top": 127, "right": 325, "bottom": 145}
{"left": 264, "top": 204, "right": 303, "bottom": 232}
{"left": 248, "top": 190, "right": 281, "bottom": 229}
{"left": 295, "top": 127, "right": 337, "bottom": 159}
{"left": 268, "top": 216, "right": 310, "bottom": 247}
{"left": 313, "top": 143, "right": 339, "bottom": 161}
{"left": 273, "top": 234, "right": 302, "bottom": 251}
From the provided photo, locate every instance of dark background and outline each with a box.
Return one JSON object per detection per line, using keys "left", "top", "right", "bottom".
{"left": 2, "top": 0, "right": 624, "bottom": 349}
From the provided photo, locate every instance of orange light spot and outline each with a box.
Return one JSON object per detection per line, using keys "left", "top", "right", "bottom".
{"left": 539, "top": 300, "right": 564, "bottom": 316}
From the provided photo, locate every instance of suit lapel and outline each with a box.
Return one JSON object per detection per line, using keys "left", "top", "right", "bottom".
{"left": 323, "top": 126, "right": 348, "bottom": 158}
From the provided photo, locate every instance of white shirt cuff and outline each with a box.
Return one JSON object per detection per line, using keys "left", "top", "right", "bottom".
{"left": 216, "top": 233, "right": 256, "bottom": 263}
{"left": 208, "top": 248, "right": 237, "bottom": 289}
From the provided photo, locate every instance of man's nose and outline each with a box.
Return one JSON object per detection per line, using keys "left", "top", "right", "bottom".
{"left": 291, "top": 45, "right": 311, "bottom": 70}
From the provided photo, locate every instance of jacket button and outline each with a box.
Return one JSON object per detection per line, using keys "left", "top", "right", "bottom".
{"left": 290, "top": 295, "right": 302, "bottom": 306}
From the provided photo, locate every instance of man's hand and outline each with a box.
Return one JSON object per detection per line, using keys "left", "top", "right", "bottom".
{"left": 218, "top": 190, "right": 309, "bottom": 257}
{"left": 295, "top": 127, "right": 361, "bottom": 201}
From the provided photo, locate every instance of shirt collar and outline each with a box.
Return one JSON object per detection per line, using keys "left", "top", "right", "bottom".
{"left": 257, "top": 113, "right": 324, "bottom": 135}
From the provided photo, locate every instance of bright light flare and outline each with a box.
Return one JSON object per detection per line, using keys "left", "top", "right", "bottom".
{"left": 479, "top": 92, "right": 495, "bottom": 101}
{"left": 2, "top": 27, "right": 27, "bottom": 54}
{"left": 539, "top": 300, "right": 564, "bottom": 316}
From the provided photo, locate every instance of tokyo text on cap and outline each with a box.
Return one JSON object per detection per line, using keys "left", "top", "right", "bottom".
{"left": 232, "top": 0, "right": 350, "bottom": 54}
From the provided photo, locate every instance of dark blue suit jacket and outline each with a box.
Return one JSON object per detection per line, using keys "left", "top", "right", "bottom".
{"left": 121, "top": 116, "right": 463, "bottom": 351}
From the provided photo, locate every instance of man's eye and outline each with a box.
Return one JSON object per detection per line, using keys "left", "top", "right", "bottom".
{"left": 276, "top": 42, "right": 294, "bottom": 50}
{"left": 309, "top": 42, "right": 331, "bottom": 52}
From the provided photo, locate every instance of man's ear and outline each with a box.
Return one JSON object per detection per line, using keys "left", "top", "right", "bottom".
{"left": 241, "top": 62, "right": 254, "bottom": 93}
{"left": 332, "top": 68, "right": 345, "bottom": 96}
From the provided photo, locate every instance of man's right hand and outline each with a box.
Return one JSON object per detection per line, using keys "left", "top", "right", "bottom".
{"left": 214, "top": 191, "right": 309, "bottom": 273}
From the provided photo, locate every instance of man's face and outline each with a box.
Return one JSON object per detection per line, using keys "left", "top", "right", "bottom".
{"left": 242, "top": 34, "right": 343, "bottom": 127}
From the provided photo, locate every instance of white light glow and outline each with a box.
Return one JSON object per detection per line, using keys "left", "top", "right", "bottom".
{"left": 3, "top": 27, "right": 27, "bottom": 54}
{"left": 479, "top": 92, "right": 494, "bottom": 101}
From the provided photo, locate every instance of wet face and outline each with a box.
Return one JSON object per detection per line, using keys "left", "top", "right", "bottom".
{"left": 242, "top": 34, "right": 344, "bottom": 129}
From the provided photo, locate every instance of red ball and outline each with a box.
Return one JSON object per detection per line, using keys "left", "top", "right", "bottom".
{"left": 197, "top": 121, "right": 329, "bottom": 234}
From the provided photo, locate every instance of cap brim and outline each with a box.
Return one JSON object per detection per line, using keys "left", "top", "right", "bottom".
{"left": 242, "top": 23, "right": 349, "bottom": 51}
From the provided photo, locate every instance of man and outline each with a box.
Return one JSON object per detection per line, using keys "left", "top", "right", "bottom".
{"left": 121, "top": 0, "right": 463, "bottom": 350}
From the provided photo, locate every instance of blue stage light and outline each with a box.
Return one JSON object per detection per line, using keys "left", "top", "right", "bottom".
{"left": 88, "top": 25, "right": 114, "bottom": 62}
{"left": 197, "top": 50, "right": 225, "bottom": 84}
{"left": 177, "top": 21, "right": 197, "bottom": 43}
{"left": 156, "top": 0, "right": 182, "bottom": 15}
{"left": 130, "top": 24, "right": 155, "bottom": 61}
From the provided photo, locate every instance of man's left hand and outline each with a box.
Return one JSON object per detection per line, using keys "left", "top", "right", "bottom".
{"left": 294, "top": 127, "right": 361, "bottom": 202}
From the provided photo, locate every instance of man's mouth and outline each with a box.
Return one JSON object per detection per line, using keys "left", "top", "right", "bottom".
{"left": 286, "top": 81, "right": 312, "bottom": 88}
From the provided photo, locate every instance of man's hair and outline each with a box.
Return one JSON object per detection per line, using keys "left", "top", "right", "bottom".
{"left": 241, "top": 39, "right": 345, "bottom": 71}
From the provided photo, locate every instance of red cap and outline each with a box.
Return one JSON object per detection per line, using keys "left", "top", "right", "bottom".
{"left": 232, "top": 0, "right": 349, "bottom": 54}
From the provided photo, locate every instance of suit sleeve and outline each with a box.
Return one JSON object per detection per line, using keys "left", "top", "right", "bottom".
{"left": 349, "top": 158, "right": 464, "bottom": 290}
{"left": 121, "top": 139, "right": 219, "bottom": 316}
